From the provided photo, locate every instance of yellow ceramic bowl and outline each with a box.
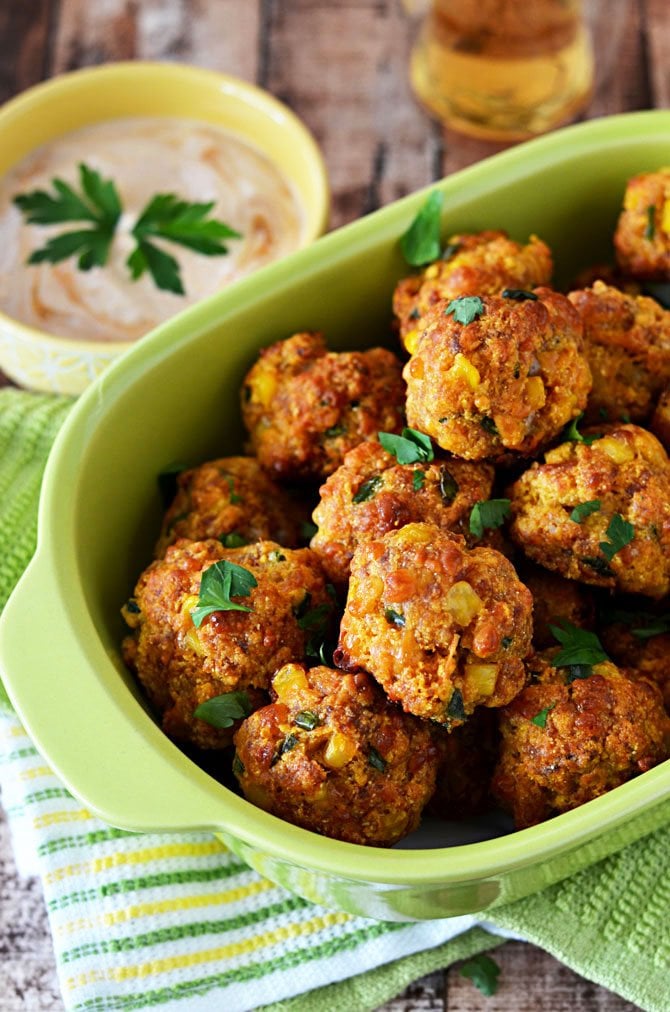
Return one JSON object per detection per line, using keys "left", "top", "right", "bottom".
{"left": 0, "top": 62, "right": 329, "bottom": 395}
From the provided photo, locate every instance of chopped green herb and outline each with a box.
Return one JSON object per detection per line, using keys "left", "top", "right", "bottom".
{"left": 324, "top": 424, "right": 346, "bottom": 439}
{"left": 469, "top": 498, "right": 511, "bottom": 539}
{"left": 268, "top": 549, "right": 286, "bottom": 562}
{"left": 408, "top": 307, "right": 421, "bottom": 320}
{"left": 127, "top": 193, "right": 241, "bottom": 294}
{"left": 190, "top": 561, "right": 257, "bottom": 628}
{"left": 294, "top": 710, "right": 321, "bottom": 731}
{"left": 445, "top": 295, "right": 485, "bottom": 325}
{"left": 219, "top": 532, "right": 248, "bottom": 548}
{"left": 412, "top": 469, "right": 425, "bottom": 491}
{"left": 301, "top": 520, "right": 318, "bottom": 541}
{"left": 459, "top": 953, "right": 501, "bottom": 997}
{"left": 385, "top": 608, "right": 406, "bottom": 628}
{"left": 194, "top": 690, "right": 252, "bottom": 729}
{"left": 124, "top": 597, "right": 140, "bottom": 615}
{"left": 399, "top": 190, "right": 444, "bottom": 266}
{"left": 570, "top": 499, "right": 601, "bottom": 523}
{"left": 502, "top": 288, "right": 538, "bottom": 301}
{"left": 501, "top": 635, "right": 513, "bottom": 649}
{"left": 438, "top": 467, "right": 459, "bottom": 504}
{"left": 295, "top": 596, "right": 333, "bottom": 658}
{"left": 562, "top": 411, "right": 601, "bottom": 446}
{"left": 368, "top": 746, "right": 387, "bottom": 772}
{"left": 581, "top": 554, "right": 614, "bottom": 577}
{"left": 446, "top": 688, "right": 466, "bottom": 721}
{"left": 379, "top": 427, "right": 434, "bottom": 464}
{"left": 14, "top": 163, "right": 122, "bottom": 271}
{"left": 232, "top": 753, "right": 245, "bottom": 777}
{"left": 549, "top": 620, "right": 608, "bottom": 671}
{"left": 352, "top": 475, "right": 383, "bottom": 504}
{"left": 271, "top": 734, "right": 299, "bottom": 766}
{"left": 223, "top": 474, "right": 242, "bottom": 505}
{"left": 531, "top": 704, "right": 555, "bottom": 728}
{"left": 599, "top": 513, "right": 634, "bottom": 562}
{"left": 645, "top": 204, "right": 656, "bottom": 241}
{"left": 479, "top": 416, "right": 499, "bottom": 437}
{"left": 157, "top": 462, "right": 187, "bottom": 508}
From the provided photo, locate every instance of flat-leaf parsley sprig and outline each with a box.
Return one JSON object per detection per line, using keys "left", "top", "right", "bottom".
{"left": 14, "top": 162, "right": 241, "bottom": 294}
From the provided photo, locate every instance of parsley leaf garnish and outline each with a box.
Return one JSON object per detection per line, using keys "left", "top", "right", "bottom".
{"left": 502, "top": 288, "right": 538, "bottom": 301}
{"left": 459, "top": 954, "right": 501, "bottom": 997}
{"left": 194, "top": 690, "right": 251, "bottom": 728}
{"left": 531, "top": 704, "right": 555, "bottom": 728}
{"left": 570, "top": 499, "right": 601, "bottom": 523}
{"left": 562, "top": 412, "right": 602, "bottom": 446}
{"left": 469, "top": 498, "right": 511, "bottom": 539}
{"left": 549, "top": 620, "right": 608, "bottom": 671}
{"left": 445, "top": 295, "right": 485, "bottom": 325}
{"left": 412, "top": 469, "right": 425, "bottom": 491}
{"left": 128, "top": 193, "right": 241, "bottom": 294}
{"left": 15, "top": 163, "right": 121, "bottom": 271}
{"left": 599, "top": 513, "right": 634, "bottom": 561}
{"left": 399, "top": 190, "right": 444, "bottom": 266}
{"left": 379, "top": 427, "right": 434, "bottom": 464}
{"left": 191, "top": 560, "right": 257, "bottom": 628}
{"left": 645, "top": 205, "right": 656, "bottom": 241}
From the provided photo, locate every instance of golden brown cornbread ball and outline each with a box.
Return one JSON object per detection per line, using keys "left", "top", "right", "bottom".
{"left": 508, "top": 423, "right": 670, "bottom": 598}
{"left": 233, "top": 664, "right": 439, "bottom": 847}
{"left": 650, "top": 386, "right": 670, "bottom": 451}
{"left": 310, "top": 439, "right": 495, "bottom": 588}
{"left": 393, "top": 230, "right": 553, "bottom": 351}
{"left": 403, "top": 289, "right": 591, "bottom": 460}
{"left": 428, "top": 710, "right": 497, "bottom": 820}
{"left": 614, "top": 168, "right": 670, "bottom": 280}
{"left": 492, "top": 656, "right": 669, "bottom": 828}
{"left": 156, "top": 456, "right": 303, "bottom": 557}
{"left": 567, "top": 281, "right": 670, "bottom": 424}
{"left": 121, "top": 539, "right": 334, "bottom": 749}
{"left": 241, "top": 331, "right": 406, "bottom": 481}
{"left": 334, "top": 522, "right": 533, "bottom": 726}
{"left": 519, "top": 563, "right": 595, "bottom": 650}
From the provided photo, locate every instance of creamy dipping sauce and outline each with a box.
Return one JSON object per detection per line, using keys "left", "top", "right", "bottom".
{"left": 0, "top": 117, "right": 305, "bottom": 342}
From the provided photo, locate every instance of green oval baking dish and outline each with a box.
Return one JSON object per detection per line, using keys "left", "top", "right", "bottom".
{"left": 2, "top": 110, "right": 670, "bottom": 921}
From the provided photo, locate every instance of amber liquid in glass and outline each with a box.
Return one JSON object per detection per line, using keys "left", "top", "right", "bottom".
{"left": 410, "top": 0, "right": 594, "bottom": 141}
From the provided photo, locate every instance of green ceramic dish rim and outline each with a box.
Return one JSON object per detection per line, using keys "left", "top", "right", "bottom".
{"left": 4, "top": 109, "right": 670, "bottom": 888}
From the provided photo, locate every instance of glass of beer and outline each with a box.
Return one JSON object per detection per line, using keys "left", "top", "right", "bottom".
{"left": 408, "top": 0, "right": 595, "bottom": 141}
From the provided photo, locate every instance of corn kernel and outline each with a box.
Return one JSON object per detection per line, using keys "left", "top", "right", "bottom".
{"left": 184, "top": 627, "right": 204, "bottom": 656}
{"left": 182, "top": 594, "right": 200, "bottom": 616}
{"left": 399, "top": 522, "right": 433, "bottom": 545}
{"left": 597, "top": 436, "right": 635, "bottom": 464}
{"left": 525, "top": 376, "right": 546, "bottom": 410}
{"left": 463, "top": 662, "right": 498, "bottom": 698}
{"left": 662, "top": 199, "right": 670, "bottom": 235}
{"left": 323, "top": 731, "right": 357, "bottom": 769}
{"left": 424, "top": 263, "right": 440, "bottom": 280}
{"left": 444, "top": 581, "right": 483, "bottom": 626}
{"left": 404, "top": 328, "right": 419, "bottom": 355}
{"left": 273, "top": 664, "right": 310, "bottom": 702}
{"left": 250, "top": 369, "right": 277, "bottom": 408}
{"left": 449, "top": 353, "right": 480, "bottom": 389}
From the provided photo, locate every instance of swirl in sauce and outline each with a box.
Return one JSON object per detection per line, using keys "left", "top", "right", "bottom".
{"left": 0, "top": 117, "right": 305, "bottom": 342}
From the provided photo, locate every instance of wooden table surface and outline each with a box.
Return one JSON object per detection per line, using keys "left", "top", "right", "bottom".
{"left": 0, "top": 1, "right": 666, "bottom": 1009}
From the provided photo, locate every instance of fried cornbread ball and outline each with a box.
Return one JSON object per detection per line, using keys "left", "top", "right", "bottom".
{"left": 508, "top": 423, "right": 670, "bottom": 598}
{"left": 428, "top": 710, "right": 497, "bottom": 820}
{"left": 310, "top": 439, "right": 495, "bottom": 587}
{"left": 492, "top": 655, "right": 669, "bottom": 828}
{"left": 567, "top": 281, "right": 670, "bottom": 424}
{"left": 241, "top": 331, "right": 405, "bottom": 481}
{"left": 403, "top": 289, "right": 590, "bottom": 460}
{"left": 650, "top": 385, "right": 670, "bottom": 451}
{"left": 614, "top": 168, "right": 670, "bottom": 280}
{"left": 519, "top": 564, "right": 595, "bottom": 649}
{"left": 393, "top": 230, "right": 553, "bottom": 350}
{"left": 156, "top": 456, "right": 303, "bottom": 557}
{"left": 121, "top": 539, "right": 333, "bottom": 749}
{"left": 233, "top": 664, "right": 439, "bottom": 846}
{"left": 334, "top": 523, "right": 533, "bottom": 726}
{"left": 600, "top": 609, "right": 670, "bottom": 710}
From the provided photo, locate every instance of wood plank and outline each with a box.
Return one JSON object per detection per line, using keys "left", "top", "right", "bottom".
{"left": 51, "top": 0, "right": 260, "bottom": 80}
{"left": 264, "top": 0, "right": 440, "bottom": 227}
{"left": 644, "top": 0, "right": 670, "bottom": 108}
{"left": 585, "top": 0, "right": 650, "bottom": 116}
{"left": 0, "top": 0, "right": 55, "bottom": 103}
